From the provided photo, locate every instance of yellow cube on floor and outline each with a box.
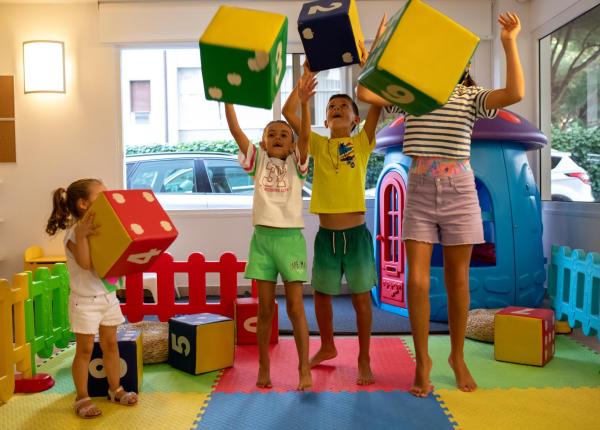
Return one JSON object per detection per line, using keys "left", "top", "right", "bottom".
{"left": 494, "top": 307, "right": 555, "bottom": 366}
{"left": 358, "top": 0, "right": 479, "bottom": 115}
{"left": 168, "top": 313, "right": 234, "bottom": 374}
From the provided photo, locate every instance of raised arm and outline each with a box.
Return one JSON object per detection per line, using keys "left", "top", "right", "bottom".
{"left": 485, "top": 12, "right": 525, "bottom": 109}
{"left": 362, "top": 104, "right": 383, "bottom": 143}
{"left": 282, "top": 61, "right": 314, "bottom": 135}
{"left": 356, "top": 14, "right": 393, "bottom": 109}
{"left": 224, "top": 103, "right": 251, "bottom": 154}
{"left": 297, "top": 73, "right": 317, "bottom": 164}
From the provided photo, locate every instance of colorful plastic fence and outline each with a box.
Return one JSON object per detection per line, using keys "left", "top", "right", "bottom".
{"left": 0, "top": 274, "right": 32, "bottom": 403}
{"left": 548, "top": 245, "right": 600, "bottom": 341}
{"left": 25, "top": 264, "right": 72, "bottom": 364}
{"left": 123, "top": 252, "right": 246, "bottom": 323}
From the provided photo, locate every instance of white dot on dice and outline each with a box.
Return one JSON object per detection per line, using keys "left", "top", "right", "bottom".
{"left": 142, "top": 192, "right": 155, "bottom": 203}
{"left": 227, "top": 73, "right": 242, "bottom": 86}
{"left": 248, "top": 51, "right": 269, "bottom": 72}
{"left": 112, "top": 193, "right": 126, "bottom": 204}
{"left": 208, "top": 87, "right": 223, "bottom": 99}
{"left": 160, "top": 220, "right": 173, "bottom": 232}
{"left": 342, "top": 52, "right": 353, "bottom": 63}
{"left": 302, "top": 28, "right": 314, "bottom": 40}
{"left": 130, "top": 224, "right": 145, "bottom": 235}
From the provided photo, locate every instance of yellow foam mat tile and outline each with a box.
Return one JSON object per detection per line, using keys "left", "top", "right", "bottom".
{"left": 435, "top": 387, "right": 600, "bottom": 430}
{"left": 0, "top": 392, "right": 210, "bottom": 430}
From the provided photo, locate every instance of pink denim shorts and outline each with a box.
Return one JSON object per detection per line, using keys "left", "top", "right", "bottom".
{"left": 402, "top": 171, "right": 484, "bottom": 246}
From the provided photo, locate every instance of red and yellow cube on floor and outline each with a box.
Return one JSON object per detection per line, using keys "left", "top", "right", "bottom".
{"left": 494, "top": 306, "right": 555, "bottom": 366}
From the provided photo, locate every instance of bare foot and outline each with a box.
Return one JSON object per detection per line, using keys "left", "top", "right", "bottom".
{"left": 297, "top": 365, "right": 312, "bottom": 391}
{"left": 309, "top": 345, "right": 337, "bottom": 367}
{"left": 448, "top": 356, "right": 477, "bottom": 392}
{"left": 409, "top": 356, "right": 433, "bottom": 398}
{"left": 256, "top": 364, "right": 272, "bottom": 389}
{"left": 357, "top": 356, "right": 374, "bottom": 385}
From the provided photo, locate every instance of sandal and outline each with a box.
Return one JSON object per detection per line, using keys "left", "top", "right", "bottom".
{"left": 73, "top": 397, "right": 102, "bottom": 419}
{"left": 107, "top": 386, "right": 138, "bottom": 406}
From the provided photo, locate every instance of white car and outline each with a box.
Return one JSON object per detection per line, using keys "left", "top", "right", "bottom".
{"left": 126, "top": 152, "right": 312, "bottom": 210}
{"left": 551, "top": 149, "right": 594, "bottom": 202}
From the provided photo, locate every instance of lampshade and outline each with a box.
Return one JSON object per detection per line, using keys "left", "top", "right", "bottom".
{"left": 23, "top": 41, "right": 65, "bottom": 93}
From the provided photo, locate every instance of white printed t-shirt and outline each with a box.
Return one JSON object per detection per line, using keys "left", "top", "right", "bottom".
{"left": 239, "top": 145, "right": 309, "bottom": 228}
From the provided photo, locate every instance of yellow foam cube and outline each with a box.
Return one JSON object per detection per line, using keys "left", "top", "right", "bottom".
{"left": 200, "top": 6, "right": 288, "bottom": 108}
{"left": 359, "top": 0, "right": 479, "bottom": 115}
{"left": 494, "top": 307, "right": 555, "bottom": 366}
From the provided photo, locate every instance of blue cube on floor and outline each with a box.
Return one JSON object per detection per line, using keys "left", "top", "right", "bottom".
{"left": 168, "top": 313, "right": 234, "bottom": 375}
{"left": 87, "top": 329, "right": 142, "bottom": 397}
{"left": 298, "top": 0, "right": 365, "bottom": 71}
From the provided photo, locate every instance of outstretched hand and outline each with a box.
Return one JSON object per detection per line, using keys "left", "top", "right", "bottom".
{"left": 298, "top": 72, "right": 317, "bottom": 104}
{"left": 499, "top": 12, "right": 520, "bottom": 41}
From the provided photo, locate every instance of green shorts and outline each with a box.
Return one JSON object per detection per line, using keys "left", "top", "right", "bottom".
{"left": 245, "top": 226, "right": 308, "bottom": 283}
{"left": 312, "top": 224, "right": 377, "bottom": 295}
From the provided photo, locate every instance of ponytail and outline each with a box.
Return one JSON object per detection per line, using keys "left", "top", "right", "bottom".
{"left": 46, "top": 187, "right": 70, "bottom": 235}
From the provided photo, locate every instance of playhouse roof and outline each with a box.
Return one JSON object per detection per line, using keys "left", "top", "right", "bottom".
{"left": 375, "top": 109, "right": 548, "bottom": 152}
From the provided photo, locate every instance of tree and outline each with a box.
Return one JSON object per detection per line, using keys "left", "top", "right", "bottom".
{"left": 550, "top": 6, "right": 600, "bottom": 129}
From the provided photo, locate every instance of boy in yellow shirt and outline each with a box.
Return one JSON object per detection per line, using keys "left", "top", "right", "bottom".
{"left": 283, "top": 65, "right": 382, "bottom": 384}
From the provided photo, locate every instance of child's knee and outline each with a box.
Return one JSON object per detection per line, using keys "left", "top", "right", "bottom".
{"left": 258, "top": 301, "right": 275, "bottom": 319}
{"left": 286, "top": 300, "right": 305, "bottom": 321}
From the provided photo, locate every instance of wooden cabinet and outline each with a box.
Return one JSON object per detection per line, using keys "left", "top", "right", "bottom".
{"left": 0, "top": 76, "right": 16, "bottom": 163}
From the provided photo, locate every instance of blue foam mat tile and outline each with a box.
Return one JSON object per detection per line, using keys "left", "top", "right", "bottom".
{"left": 195, "top": 391, "right": 455, "bottom": 430}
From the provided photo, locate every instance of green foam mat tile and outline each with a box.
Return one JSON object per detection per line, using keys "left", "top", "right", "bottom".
{"left": 402, "top": 335, "right": 600, "bottom": 390}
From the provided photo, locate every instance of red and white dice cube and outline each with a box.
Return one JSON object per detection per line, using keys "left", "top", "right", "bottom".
{"left": 88, "top": 190, "right": 178, "bottom": 278}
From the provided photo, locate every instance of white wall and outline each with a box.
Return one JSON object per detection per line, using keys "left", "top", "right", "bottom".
{"left": 0, "top": 3, "right": 121, "bottom": 278}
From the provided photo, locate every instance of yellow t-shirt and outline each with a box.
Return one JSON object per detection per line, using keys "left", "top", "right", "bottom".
{"left": 309, "top": 128, "right": 374, "bottom": 214}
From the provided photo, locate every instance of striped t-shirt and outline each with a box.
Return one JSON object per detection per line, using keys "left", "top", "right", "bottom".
{"left": 402, "top": 85, "right": 498, "bottom": 159}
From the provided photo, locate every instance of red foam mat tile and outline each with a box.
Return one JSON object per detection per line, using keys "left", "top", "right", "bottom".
{"left": 215, "top": 337, "right": 415, "bottom": 393}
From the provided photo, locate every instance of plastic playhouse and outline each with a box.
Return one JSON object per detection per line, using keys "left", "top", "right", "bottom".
{"left": 372, "top": 109, "right": 547, "bottom": 321}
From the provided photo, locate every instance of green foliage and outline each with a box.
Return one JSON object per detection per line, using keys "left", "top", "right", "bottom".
{"left": 551, "top": 125, "right": 600, "bottom": 199}
{"left": 125, "top": 140, "right": 239, "bottom": 156}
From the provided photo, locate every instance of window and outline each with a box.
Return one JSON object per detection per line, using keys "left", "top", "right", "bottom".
{"left": 540, "top": 5, "right": 600, "bottom": 203}
{"left": 204, "top": 159, "right": 254, "bottom": 194}
{"left": 122, "top": 47, "right": 368, "bottom": 209}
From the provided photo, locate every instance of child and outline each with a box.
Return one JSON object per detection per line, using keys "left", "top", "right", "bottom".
{"left": 283, "top": 64, "right": 383, "bottom": 385}
{"left": 46, "top": 178, "right": 138, "bottom": 418}
{"left": 357, "top": 12, "right": 524, "bottom": 396}
{"left": 224, "top": 75, "right": 316, "bottom": 391}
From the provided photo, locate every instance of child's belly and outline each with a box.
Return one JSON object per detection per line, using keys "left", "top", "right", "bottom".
{"left": 318, "top": 212, "right": 365, "bottom": 230}
{"left": 410, "top": 156, "right": 471, "bottom": 177}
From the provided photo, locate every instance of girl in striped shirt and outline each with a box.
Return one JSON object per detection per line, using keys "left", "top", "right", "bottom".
{"left": 358, "top": 12, "right": 524, "bottom": 397}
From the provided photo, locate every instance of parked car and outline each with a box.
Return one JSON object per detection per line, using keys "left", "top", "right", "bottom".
{"left": 126, "top": 152, "right": 312, "bottom": 210}
{"left": 551, "top": 149, "right": 594, "bottom": 202}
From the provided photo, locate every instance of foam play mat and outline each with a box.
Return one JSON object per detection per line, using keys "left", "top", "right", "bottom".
{"left": 1, "top": 335, "right": 599, "bottom": 429}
